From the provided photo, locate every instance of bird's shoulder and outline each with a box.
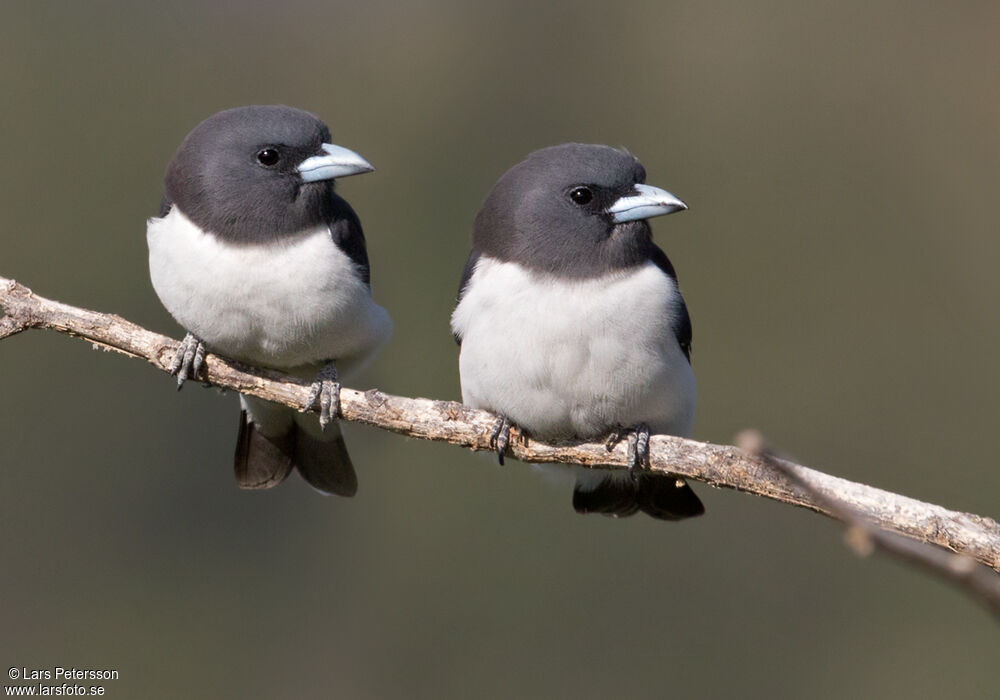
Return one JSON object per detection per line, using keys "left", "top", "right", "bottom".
{"left": 453, "top": 248, "right": 482, "bottom": 345}
{"left": 158, "top": 195, "right": 172, "bottom": 218}
{"left": 647, "top": 246, "right": 692, "bottom": 362}
{"left": 325, "top": 196, "right": 371, "bottom": 286}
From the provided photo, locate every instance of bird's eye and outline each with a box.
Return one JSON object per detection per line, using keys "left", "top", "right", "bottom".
{"left": 256, "top": 148, "right": 280, "bottom": 167}
{"left": 569, "top": 187, "right": 593, "bottom": 205}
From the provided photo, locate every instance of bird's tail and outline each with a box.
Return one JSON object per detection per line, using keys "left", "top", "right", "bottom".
{"left": 234, "top": 400, "right": 357, "bottom": 496}
{"left": 572, "top": 469, "right": 703, "bottom": 521}
{"left": 292, "top": 420, "right": 358, "bottom": 496}
{"left": 235, "top": 410, "right": 295, "bottom": 489}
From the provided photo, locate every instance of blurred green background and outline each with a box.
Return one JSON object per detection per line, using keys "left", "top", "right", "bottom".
{"left": 2, "top": 1, "right": 998, "bottom": 697}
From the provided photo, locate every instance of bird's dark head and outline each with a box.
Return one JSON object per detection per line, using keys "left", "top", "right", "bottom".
{"left": 163, "top": 105, "right": 373, "bottom": 243}
{"left": 473, "top": 143, "right": 686, "bottom": 277}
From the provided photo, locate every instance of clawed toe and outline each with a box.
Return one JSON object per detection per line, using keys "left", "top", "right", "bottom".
{"left": 626, "top": 423, "right": 651, "bottom": 481}
{"left": 605, "top": 423, "right": 650, "bottom": 479}
{"left": 305, "top": 362, "right": 341, "bottom": 430}
{"left": 605, "top": 426, "right": 624, "bottom": 452}
{"left": 170, "top": 333, "right": 206, "bottom": 389}
{"left": 489, "top": 415, "right": 513, "bottom": 465}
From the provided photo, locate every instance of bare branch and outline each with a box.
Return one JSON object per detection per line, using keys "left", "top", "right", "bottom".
{"left": 0, "top": 317, "right": 25, "bottom": 340}
{"left": 736, "top": 430, "right": 1000, "bottom": 619}
{"left": 3, "top": 275, "right": 1000, "bottom": 578}
{"left": 0, "top": 279, "right": 28, "bottom": 339}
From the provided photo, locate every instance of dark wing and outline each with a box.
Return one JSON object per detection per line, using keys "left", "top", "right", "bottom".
{"left": 326, "top": 196, "right": 371, "bottom": 286}
{"left": 649, "top": 246, "right": 692, "bottom": 362}
{"left": 158, "top": 195, "right": 172, "bottom": 218}
{"left": 673, "top": 297, "right": 693, "bottom": 362}
{"left": 453, "top": 247, "right": 481, "bottom": 345}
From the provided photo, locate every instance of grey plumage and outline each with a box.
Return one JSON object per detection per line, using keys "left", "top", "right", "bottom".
{"left": 467, "top": 144, "right": 658, "bottom": 277}
{"left": 452, "top": 143, "right": 703, "bottom": 521}
{"left": 161, "top": 105, "right": 372, "bottom": 276}
{"left": 148, "top": 105, "right": 391, "bottom": 495}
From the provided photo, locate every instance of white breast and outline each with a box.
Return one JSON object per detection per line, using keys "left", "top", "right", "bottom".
{"left": 147, "top": 206, "right": 391, "bottom": 374}
{"left": 451, "top": 257, "right": 695, "bottom": 439}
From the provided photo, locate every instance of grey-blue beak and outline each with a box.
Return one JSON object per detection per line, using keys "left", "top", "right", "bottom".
{"left": 606, "top": 184, "right": 687, "bottom": 223}
{"left": 297, "top": 143, "right": 374, "bottom": 183}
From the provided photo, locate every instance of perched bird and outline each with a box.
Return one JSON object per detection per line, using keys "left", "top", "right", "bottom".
{"left": 147, "top": 105, "right": 392, "bottom": 495}
{"left": 451, "top": 143, "right": 703, "bottom": 520}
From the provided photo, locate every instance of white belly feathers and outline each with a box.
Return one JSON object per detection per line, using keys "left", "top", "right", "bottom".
{"left": 451, "top": 257, "right": 695, "bottom": 439}
{"left": 147, "top": 206, "right": 391, "bottom": 373}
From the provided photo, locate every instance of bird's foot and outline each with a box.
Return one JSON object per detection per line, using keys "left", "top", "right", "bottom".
{"left": 488, "top": 414, "right": 515, "bottom": 466}
{"left": 304, "top": 362, "right": 341, "bottom": 430}
{"left": 169, "top": 333, "right": 206, "bottom": 389}
{"left": 626, "top": 423, "right": 651, "bottom": 481}
{"left": 605, "top": 426, "right": 625, "bottom": 451}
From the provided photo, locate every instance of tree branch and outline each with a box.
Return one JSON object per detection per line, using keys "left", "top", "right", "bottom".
{"left": 736, "top": 430, "right": 1000, "bottom": 619}
{"left": 3, "top": 275, "right": 1000, "bottom": 584}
